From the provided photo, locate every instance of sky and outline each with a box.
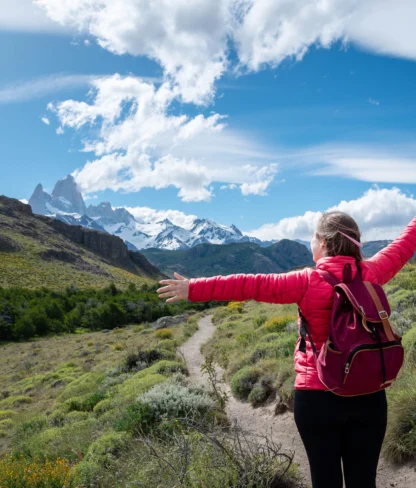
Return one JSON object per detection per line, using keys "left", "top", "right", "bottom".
{"left": 0, "top": 0, "right": 415, "bottom": 242}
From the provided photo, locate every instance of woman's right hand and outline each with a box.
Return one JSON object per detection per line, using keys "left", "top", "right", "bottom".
{"left": 157, "top": 272, "right": 190, "bottom": 303}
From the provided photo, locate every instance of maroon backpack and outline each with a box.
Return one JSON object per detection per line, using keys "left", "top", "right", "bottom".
{"left": 298, "top": 260, "right": 404, "bottom": 396}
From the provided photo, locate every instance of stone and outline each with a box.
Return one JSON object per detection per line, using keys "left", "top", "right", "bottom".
{"left": 152, "top": 314, "right": 190, "bottom": 330}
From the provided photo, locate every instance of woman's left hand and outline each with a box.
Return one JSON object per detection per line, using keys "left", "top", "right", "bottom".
{"left": 157, "top": 272, "right": 190, "bottom": 302}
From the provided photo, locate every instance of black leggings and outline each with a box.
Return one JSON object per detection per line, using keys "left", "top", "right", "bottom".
{"left": 294, "top": 389, "right": 387, "bottom": 488}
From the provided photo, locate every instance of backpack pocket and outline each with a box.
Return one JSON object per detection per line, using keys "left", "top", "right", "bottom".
{"left": 343, "top": 341, "right": 404, "bottom": 391}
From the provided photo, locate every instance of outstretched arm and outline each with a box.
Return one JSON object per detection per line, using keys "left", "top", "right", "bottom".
{"left": 187, "top": 267, "right": 310, "bottom": 305}
{"left": 366, "top": 216, "right": 416, "bottom": 285}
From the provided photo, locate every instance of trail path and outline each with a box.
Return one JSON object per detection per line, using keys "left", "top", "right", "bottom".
{"left": 178, "top": 314, "right": 416, "bottom": 488}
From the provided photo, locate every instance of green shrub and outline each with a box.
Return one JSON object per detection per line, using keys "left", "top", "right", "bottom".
{"left": 122, "top": 347, "right": 174, "bottom": 373}
{"left": 56, "top": 372, "right": 105, "bottom": 403}
{"left": 227, "top": 302, "right": 245, "bottom": 313}
{"left": 156, "top": 339, "right": 177, "bottom": 351}
{"left": 65, "top": 391, "right": 107, "bottom": 412}
{"left": 0, "top": 410, "right": 16, "bottom": 420}
{"left": 403, "top": 326, "right": 416, "bottom": 369}
{"left": 250, "top": 334, "right": 298, "bottom": 363}
{"left": 117, "top": 373, "right": 166, "bottom": 402}
{"left": 384, "top": 375, "right": 416, "bottom": 463}
{"left": 93, "top": 398, "right": 115, "bottom": 415}
{"left": 230, "top": 366, "right": 263, "bottom": 400}
{"left": 211, "top": 307, "right": 233, "bottom": 325}
{"left": 253, "top": 314, "right": 268, "bottom": 328}
{"left": 0, "top": 395, "right": 32, "bottom": 407}
{"left": 262, "top": 316, "right": 297, "bottom": 334}
{"left": 155, "top": 328, "right": 173, "bottom": 339}
{"left": 114, "top": 402, "right": 157, "bottom": 435}
{"left": 0, "top": 418, "right": 14, "bottom": 429}
{"left": 247, "top": 375, "right": 275, "bottom": 407}
{"left": 84, "top": 431, "right": 131, "bottom": 467}
{"left": 137, "top": 381, "right": 216, "bottom": 424}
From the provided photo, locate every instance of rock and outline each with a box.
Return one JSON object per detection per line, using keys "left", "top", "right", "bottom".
{"left": 274, "top": 396, "right": 288, "bottom": 415}
{"left": 0, "top": 235, "right": 19, "bottom": 252}
{"left": 101, "top": 329, "right": 110, "bottom": 333}
{"left": 152, "top": 314, "right": 190, "bottom": 330}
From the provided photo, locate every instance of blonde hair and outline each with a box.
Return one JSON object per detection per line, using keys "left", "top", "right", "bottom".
{"left": 315, "top": 211, "right": 364, "bottom": 261}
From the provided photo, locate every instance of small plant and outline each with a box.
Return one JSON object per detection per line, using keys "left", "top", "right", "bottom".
{"left": 253, "top": 314, "right": 268, "bottom": 328}
{"left": 227, "top": 301, "right": 245, "bottom": 313}
{"left": 230, "top": 366, "right": 263, "bottom": 400}
{"left": 200, "top": 354, "right": 229, "bottom": 412}
{"left": 264, "top": 316, "right": 296, "bottom": 334}
{"left": 0, "top": 454, "right": 80, "bottom": 487}
{"left": 155, "top": 328, "right": 173, "bottom": 339}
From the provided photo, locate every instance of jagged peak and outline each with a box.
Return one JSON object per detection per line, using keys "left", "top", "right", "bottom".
{"left": 156, "top": 218, "right": 174, "bottom": 226}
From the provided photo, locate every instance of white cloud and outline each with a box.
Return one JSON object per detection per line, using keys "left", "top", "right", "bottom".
{"left": 19, "top": 198, "right": 29, "bottom": 204}
{"left": 0, "top": 74, "right": 96, "bottom": 104}
{"left": 121, "top": 205, "right": 198, "bottom": 230}
{"left": 368, "top": 98, "right": 380, "bottom": 106}
{"left": 49, "top": 74, "right": 279, "bottom": 202}
{"left": 30, "top": 1, "right": 416, "bottom": 203}
{"left": 245, "top": 186, "right": 416, "bottom": 242}
{"left": 34, "top": 0, "right": 416, "bottom": 104}
{"left": 0, "top": 0, "right": 69, "bottom": 33}
{"left": 293, "top": 144, "right": 416, "bottom": 183}
{"left": 41, "top": 116, "right": 50, "bottom": 125}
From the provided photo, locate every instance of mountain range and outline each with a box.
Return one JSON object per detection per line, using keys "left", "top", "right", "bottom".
{"left": 0, "top": 195, "right": 167, "bottom": 290}
{"left": 28, "top": 175, "right": 282, "bottom": 251}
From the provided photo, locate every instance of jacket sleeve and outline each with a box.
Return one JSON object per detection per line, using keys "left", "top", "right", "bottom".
{"left": 366, "top": 216, "right": 416, "bottom": 285}
{"left": 188, "top": 267, "right": 310, "bottom": 304}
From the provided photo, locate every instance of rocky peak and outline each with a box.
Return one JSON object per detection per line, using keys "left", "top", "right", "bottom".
{"left": 87, "top": 201, "right": 135, "bottom": 225}
{"left": 28, "top": 183, "right": 51, "bottom": 215}
{"left": 51, "top": 174, "right": 86, "bottom": 216}
{"left": 230, "top": 224, "right": 243, "bottom": 236}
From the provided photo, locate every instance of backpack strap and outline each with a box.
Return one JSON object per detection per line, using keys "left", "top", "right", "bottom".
{"left": 298, "top": 307, "right": 317, "bottom": 356}
{"left": 298, "top": 262, "right": 359, "bottom": 355}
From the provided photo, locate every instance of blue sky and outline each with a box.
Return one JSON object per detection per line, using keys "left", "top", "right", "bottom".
{"left": 1, "top": 1, "right": 415, "bottom": 242}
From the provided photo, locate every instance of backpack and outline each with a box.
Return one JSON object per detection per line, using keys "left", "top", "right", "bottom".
{"left": 298, "top": 260, "right": 404, "bottom": 396}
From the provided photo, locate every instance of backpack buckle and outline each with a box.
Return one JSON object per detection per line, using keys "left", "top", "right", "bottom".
{"left": 379, "top": 310, "right": 388, "bottom": 320}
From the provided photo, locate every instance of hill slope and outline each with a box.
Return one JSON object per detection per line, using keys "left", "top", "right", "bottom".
{"left": 0, "top": 195, "right": 168, "bottom": 290}
{"left": 141, "top": 239, "right": 314, "bottom": 278}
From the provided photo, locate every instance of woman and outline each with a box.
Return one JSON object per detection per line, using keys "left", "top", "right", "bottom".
{"left": 157, "top": 211, "right": 416, "bottom": 488}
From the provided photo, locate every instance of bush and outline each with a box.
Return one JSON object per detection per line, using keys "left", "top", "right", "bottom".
{"left": 155, "top": 328, "right": 173, "bottom": 339}
{"left": 384, "top": 375, "right": 416, "bottom": 463}
{"left": 263, "top": 316, "right": 296, "bottom": 334}
{"left": 114, "top": 402, "right": 157, "bottom": 435}
{"left": 0, "top": 455, "right": 79, "bottom": 487}
{"left": 65, "top": 391, "right": 107, "bottom": 412}
{"left": 230, "top": 366, "right": 263, "bottom": 400}
{"left": 137, "top": 381, "right": 216, "bottom": 424}
{"left": 156, "top": 339, "right": 177, "bottom": 351}
{"left": 250, "top": 334, "right": 298, "bottom": 363}
{"left": 227, "top": 302, "right": 245, "bottom": 313}
{"left": 253, "top": 314, "right": 268, "bottom": 328}
{"left": 0, "top": 395, "right": 32, "bottom": 407}
{"left": 403, "top": 326, "right": 416, "bottom": 369}
{"left": 212, "top": 307, "right": 233, "bottom": 324}
{"left": 122, "top": 347, "right": 174, "bottom": 373}
{"left": 84, "top": 431, "right": 130, "bottom": 467}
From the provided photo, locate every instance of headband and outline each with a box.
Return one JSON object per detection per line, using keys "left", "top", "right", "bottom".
{"left": 338, "top": 231, "right": 363, "bottom": 248}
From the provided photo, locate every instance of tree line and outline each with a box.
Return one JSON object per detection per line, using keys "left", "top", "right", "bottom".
{"left": 0, "top": 282, "right": 215, "bottom": 342}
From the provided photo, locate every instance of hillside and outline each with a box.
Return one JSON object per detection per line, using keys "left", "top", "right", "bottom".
{"left": 0, "top": 195, "right": 168, "bottom": 290}
{"left": 141, "top": 239, "right": 315, "bottom": 278}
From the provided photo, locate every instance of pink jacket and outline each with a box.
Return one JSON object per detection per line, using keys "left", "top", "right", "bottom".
{"left": 188, "top": 217, "right": 416, "bottom": 390}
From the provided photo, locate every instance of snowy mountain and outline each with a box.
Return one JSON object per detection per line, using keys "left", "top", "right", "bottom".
{"left": 27, "top": 175, "right": 278, "bottom": 251}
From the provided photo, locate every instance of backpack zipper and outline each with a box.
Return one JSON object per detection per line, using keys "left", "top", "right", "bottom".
{"left": 343, "top": 341, "right": 401, "bottom": 383}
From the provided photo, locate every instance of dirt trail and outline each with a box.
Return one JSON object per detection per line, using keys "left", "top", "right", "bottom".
{"left": 178, "top": 314, "right": 416, "bottom": 488}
